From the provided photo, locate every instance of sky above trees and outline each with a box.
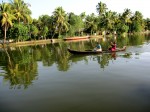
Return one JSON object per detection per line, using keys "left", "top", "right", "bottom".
{"left": 20, "top": 0, "right": 150, "bottom": 19}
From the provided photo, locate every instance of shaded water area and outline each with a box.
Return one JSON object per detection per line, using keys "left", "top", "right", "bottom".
{"left": 0, "top": 34, "right": 150, "bottom": 112}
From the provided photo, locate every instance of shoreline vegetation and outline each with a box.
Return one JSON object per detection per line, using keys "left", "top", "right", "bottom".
{"left": 0, "top": 0, "right": 150, "bottom": 48}
{"left": 0, "top": 31, "right": 150, "bottom": 48}
{"left": 0, "top": 35, "right": 103, "bottom": 48}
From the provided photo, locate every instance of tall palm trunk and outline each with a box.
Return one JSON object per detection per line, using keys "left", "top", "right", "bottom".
{"left": 4, "top": 24, "right": 7, "bottom": 44}
{"left": 58, "top": 27, "right": 61, "bottom": 38}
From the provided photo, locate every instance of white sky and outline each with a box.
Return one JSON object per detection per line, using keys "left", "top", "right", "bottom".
{"left": 1, "top": 0, "right": 150, "bottom": 19}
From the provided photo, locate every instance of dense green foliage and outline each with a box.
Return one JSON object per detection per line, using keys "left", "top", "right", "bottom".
{"left": 68, "top": 13, "right": 84, "bottom": 36}
{"left": 8, "top": 23, "right": 29, "bottom": 41}
{"left": 0, "top": 0, "right": 150, "bottom": 43}
{"left": 30, "top": 24, "right": 39, "bottom": 39}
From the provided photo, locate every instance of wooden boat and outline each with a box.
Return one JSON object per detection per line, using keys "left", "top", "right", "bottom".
{"left": 68, "top": 46, "right": 126, "bottom": 55}
{"left": 64, "top": 36, "right": 89, "bottom": 41}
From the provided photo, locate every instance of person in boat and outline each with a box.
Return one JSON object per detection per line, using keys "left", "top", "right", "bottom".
{"left": 109, "top": 41, "right": 116, "bottom": 51}
{"left": 94, "top": 42, "right": 102, "bottom": 51}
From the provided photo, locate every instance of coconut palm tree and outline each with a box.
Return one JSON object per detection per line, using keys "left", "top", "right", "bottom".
{"left": 53, "top": 7, "right": 69, "bottom": 38}
{"left": 121, "top": 9, "right": 132, "bottom": 26}
{"left": 10, "top": 0, "right": 32, "bottom": 24}
{"left": 130, "top": 11, "right": 144, "bottom": 32}
{"left": 96, "top": 1, "right": 108, "bottom": 16}
{"left": 80, "top": 12, "right": 86, "bottom": 19}
{"left": 85, "top": 13, "right": 98, "bottom": 35}
{"left": 132, "top": 11, "right": 143, "bottom": 22}
{"left": 0, "top": 2, "right": 16, "bottom": 43}
{"left": 100, "top": 11, "right": 115, "bottom": 34}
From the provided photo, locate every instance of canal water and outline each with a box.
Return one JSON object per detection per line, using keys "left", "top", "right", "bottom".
{"left": 0, "top": 34, "right": 150, "bottom": 112}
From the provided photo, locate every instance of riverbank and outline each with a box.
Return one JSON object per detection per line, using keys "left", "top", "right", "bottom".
{"left": 0, "top": 39, "right": 62, "bottom": 48}
{"left": 3, "top": 31, "right": 149, "bottom": 48}
{"left": 0, "top": 35, "right": 103, "bottom": 48}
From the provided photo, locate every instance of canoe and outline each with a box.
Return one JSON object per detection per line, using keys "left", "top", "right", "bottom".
{"left": 64, "top": 36, "right": 89, "bottom": 41}
{"left": 68, "top": 46, "right": 126, "bottom": 55}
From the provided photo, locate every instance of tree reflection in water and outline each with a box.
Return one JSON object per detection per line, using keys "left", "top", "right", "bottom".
{"left": 0, "top": 44, "right": 128, "bottom": 89}
{"left": 1, "top": 33, "right": 147, "bottom": 89}
{"left": 1, "top": 47, "right": 38, "bottom": 89}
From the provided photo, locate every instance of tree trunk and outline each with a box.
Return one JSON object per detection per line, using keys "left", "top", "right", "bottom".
{"left": 4, "top": 25, "right": 7, "bottom": 44}
{"left": 59, "top": 30, "right": 61, "bottom": 38}
{"left": 52, "top": 32, "right": 55, "bottom": 39}
{"left": 4, "top": 48, "right": 13, "bottom": 69}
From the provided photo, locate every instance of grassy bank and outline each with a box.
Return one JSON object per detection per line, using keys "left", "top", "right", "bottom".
{"left": 0, "top": 39, "right": 62, "bottom": 48}
{"left": 0, "top": 35, "right": 104, "bottom": 48}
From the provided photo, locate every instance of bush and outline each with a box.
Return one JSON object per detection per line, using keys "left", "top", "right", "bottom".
{"left": 117, "top": 23, "right": 129, "bottom": 34}
{"left": 8, "top": 24, "right": 29, "bottom": 41}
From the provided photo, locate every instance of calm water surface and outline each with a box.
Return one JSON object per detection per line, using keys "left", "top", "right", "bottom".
{"left": 0, "top": 34, "right": 150, "bottom": 112}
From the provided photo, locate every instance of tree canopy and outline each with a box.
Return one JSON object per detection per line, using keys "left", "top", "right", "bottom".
{"left": 0, "top": 0, "right": 149, "bottom": 43}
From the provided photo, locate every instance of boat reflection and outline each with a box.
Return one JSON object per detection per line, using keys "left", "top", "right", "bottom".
{"left": 0, "top": 43, "right": 130, "bottom": 89}
{"left": 68, "top": 51, "right": 131, "bottom": 69}
{"left": 0, "top": 33, "right": 147, "bottom": 89}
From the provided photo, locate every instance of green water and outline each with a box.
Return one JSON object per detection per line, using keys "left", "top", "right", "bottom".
{"left": 0, "top": 34, "right": 150, "bottom": 112}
